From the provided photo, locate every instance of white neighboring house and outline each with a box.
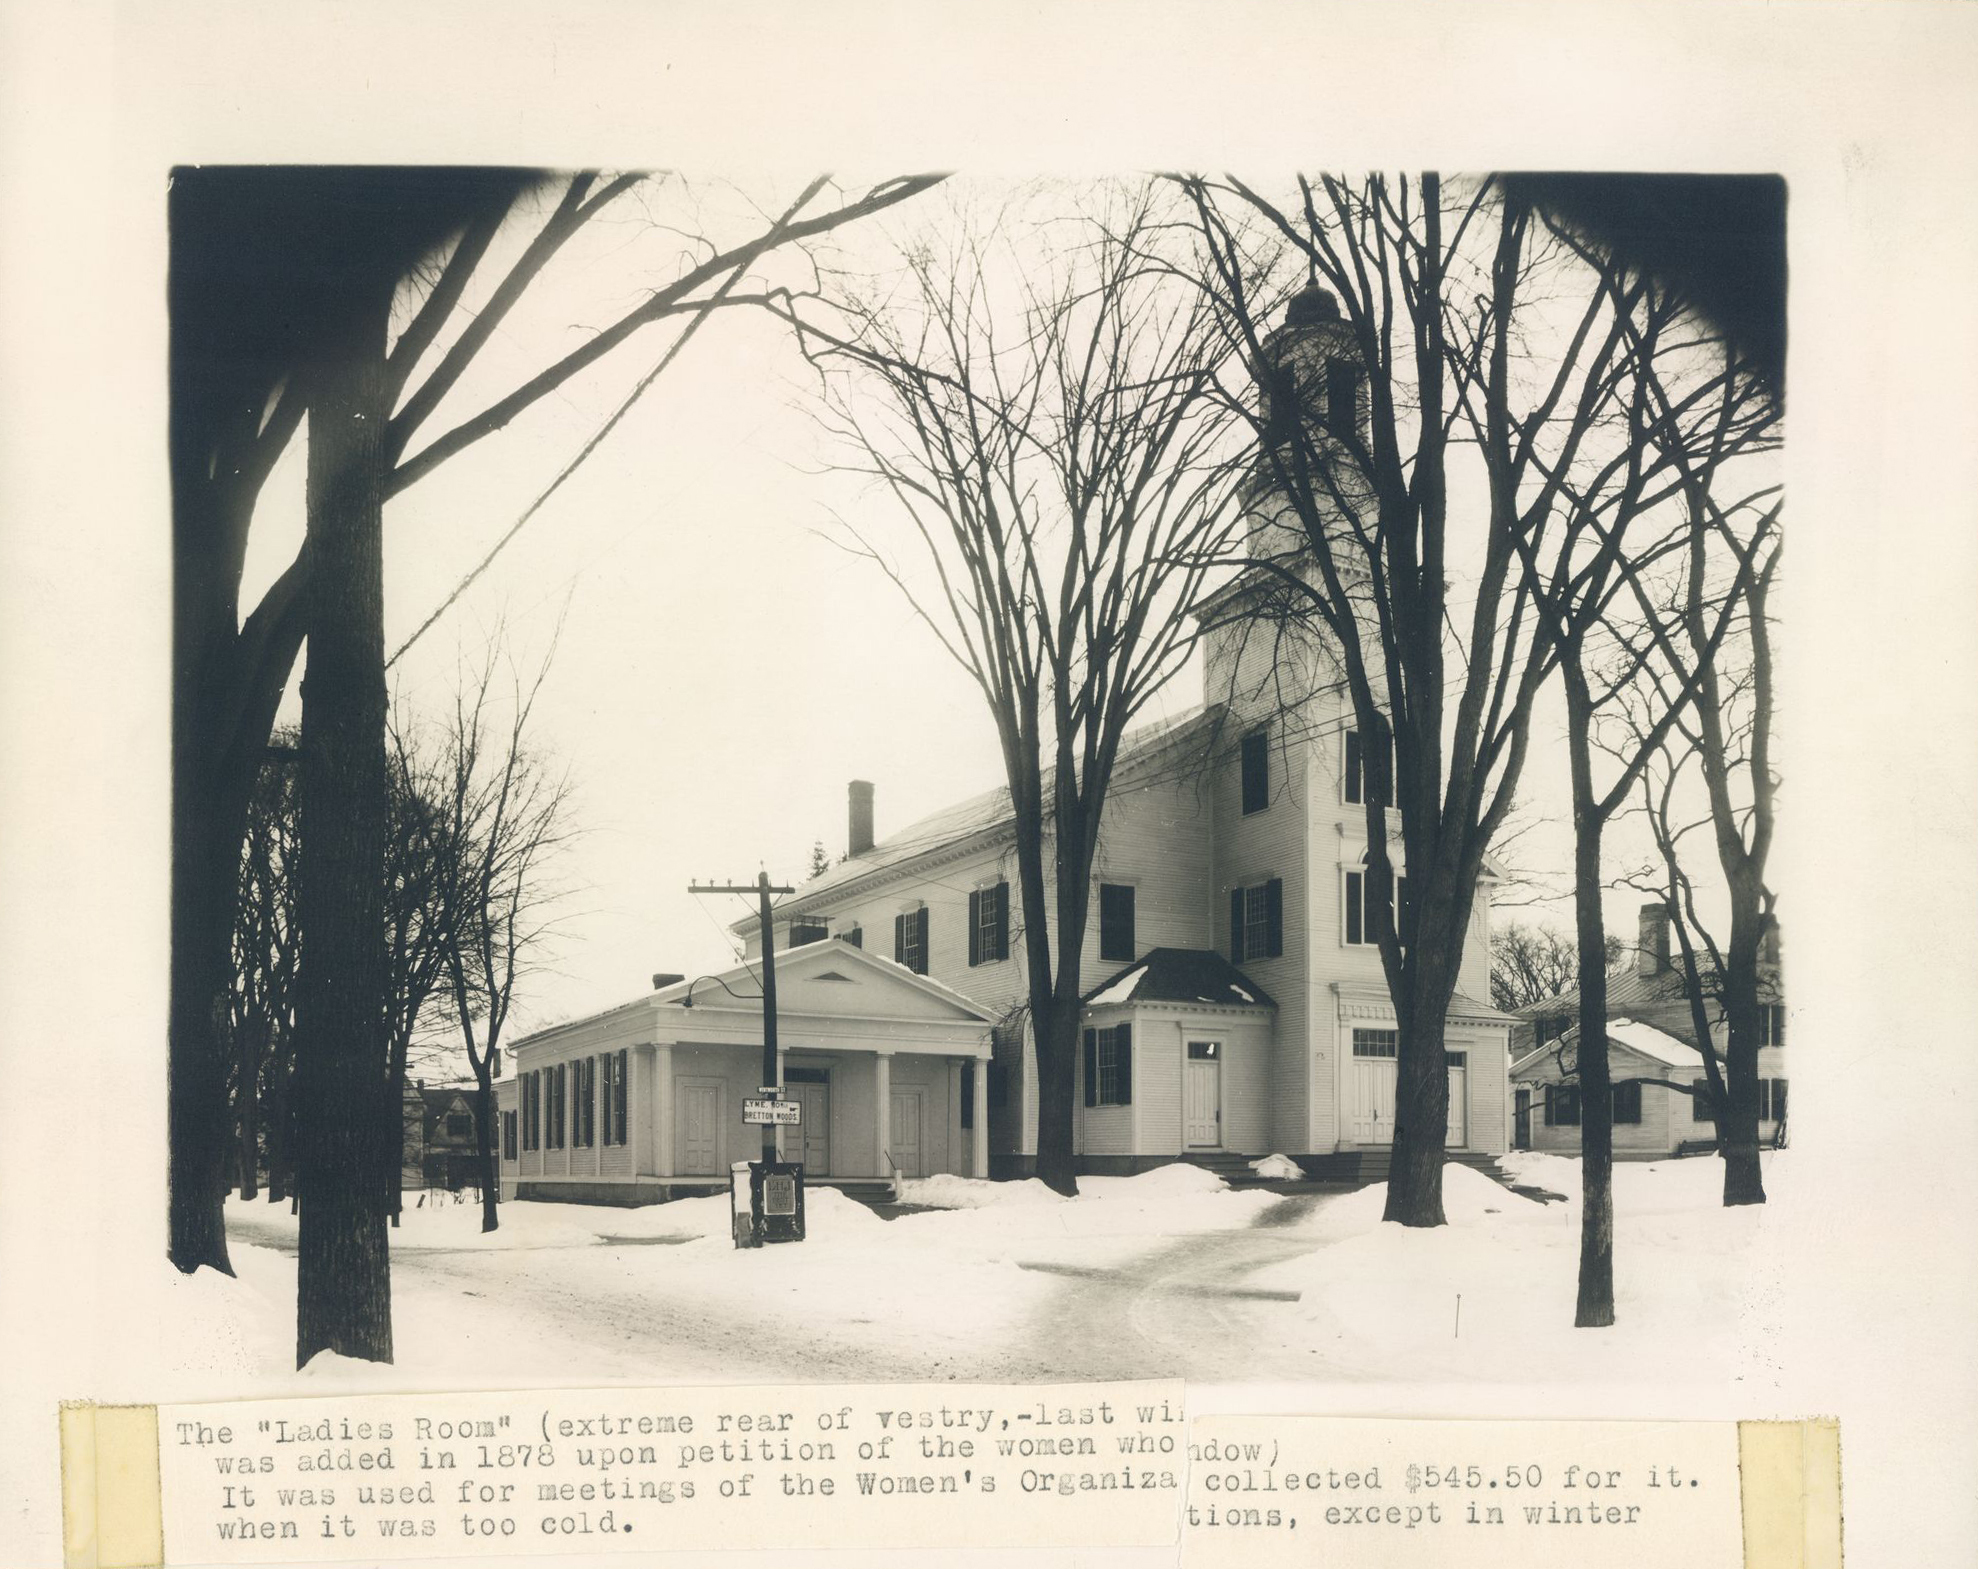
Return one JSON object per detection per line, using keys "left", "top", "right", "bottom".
{"left": 1506, "top": 903, "right": 1789, "bottom": 1158}
{"left": 1509, "top": 1016, "right": 1788, "bottom": 1159}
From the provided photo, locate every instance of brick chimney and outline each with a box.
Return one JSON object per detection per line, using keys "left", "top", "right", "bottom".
{"left": 1637, "top": 902, "right": 1672, "bottom": 977}
{"left": 848, "top": 780, "right": 875, "bottom": 858}
{"left": 651, "top": 971, "right": 684, "bottom": 991}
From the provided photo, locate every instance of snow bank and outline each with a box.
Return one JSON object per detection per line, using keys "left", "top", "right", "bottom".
{"left": 1249, "top": 1153, "right": 1303, "bottom": 1180}
{"left": 897, "top": 1174, "right": 1065, "bottom": 1209}
{"left": 1080, "top": 1163, "right": 1228, "bottom": 1199}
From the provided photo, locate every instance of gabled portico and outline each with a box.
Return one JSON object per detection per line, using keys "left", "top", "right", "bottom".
{"left": 502, "top": 938, "right": 994, "bottom": 1205}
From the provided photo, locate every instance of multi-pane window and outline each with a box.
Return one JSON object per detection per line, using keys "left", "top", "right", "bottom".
{"left": 1240, "top": 729, "right": 1270, "bottom": 815}
{"left": 968, "top": 882, "right": 1009, "bottom": 966}
{"left": 1614, "top": 1080, "right": 1643, "bottom": 1124}
{"left": 1759, "top": 1005, "right": 1787, "bottom": 1046}
{"left": 1691, "top": 1079, "right": 1714, "bottom": 1122}
{"left": 1082, "top": 1023, "right": 1133, "bottom": 1107}
{"left": 571, "top": 1057, "right": 595, "bottom": 1149}
{"left": 1098, "top": 883, "right": 1136, "bottom": 963}
{"left": 1344, "top": 726, "right": 1395, "bottom": 807}
{"left": 1228, "top": 878, "right": 1283, "bottom": 963}
{"left": 445, "top": 1112, "right": 473, "bottom": 1139}
{"left": 1344, "top": 865, "right": 1411, "bottom": 947}
{"left": 894, "top": 905, "right": 930, "bottom": 974}
{"left": 1352, "top": 1028, "right": 1398, "bottom": 1058}
{"left": 1544, "top": 1085, "right": 1582, "bottom": 1126}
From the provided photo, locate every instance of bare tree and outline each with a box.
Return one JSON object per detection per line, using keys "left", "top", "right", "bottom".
{"left": 415, "top": 645, "right": 575, "bottom": 1235}
{"left": 1172, "top": 173, "right": 1657, "bottom": 1225}
{"left": 169, "top": 167, "right": 943, "bottom": 1280}
{"left": 1611, "top": 463, "right": 1784, "bottom": 1207}
{"left": 1490, "top": 922, "right": 1619, "bottom": 1013}
{"left": 1475, "top": 217, "right": 1780, "bottom": 1321}
{"left": 783, "top": 185, "right": 1244, "bottom": 1194}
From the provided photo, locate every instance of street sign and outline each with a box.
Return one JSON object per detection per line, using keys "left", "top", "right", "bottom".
{"left": 757, "top": 1085, "right": 783, "bottom": 1097}
{"left": 742, "top": 1098, "right": 802, "bottom": 1126}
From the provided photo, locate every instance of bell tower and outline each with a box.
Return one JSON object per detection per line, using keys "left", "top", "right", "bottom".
{"left": 1245, "top": 283, "right": 1371, "bottom": 562}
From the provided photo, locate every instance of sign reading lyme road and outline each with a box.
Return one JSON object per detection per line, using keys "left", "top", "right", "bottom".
{"left": 743, "top": 1098, "right": 802, "bottom": 1126}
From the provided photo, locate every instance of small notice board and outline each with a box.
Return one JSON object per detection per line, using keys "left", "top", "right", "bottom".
{"left": 742, "top": 1098, "right": 802, "bottom": 1126}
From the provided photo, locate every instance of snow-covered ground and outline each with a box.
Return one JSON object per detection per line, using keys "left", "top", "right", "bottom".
{"left": 143, "top": 1153, "right": 1783, "bottom": 1390}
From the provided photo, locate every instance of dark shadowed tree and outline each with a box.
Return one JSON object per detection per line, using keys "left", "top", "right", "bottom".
{"left": 783, "top": 185, "right": 1244, "bottom": 1194}
{"left": 168, "top": 167, "right": 944, "bottom": 1287}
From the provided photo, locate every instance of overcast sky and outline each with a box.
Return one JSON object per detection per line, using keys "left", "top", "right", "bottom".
{"left": 239, "top": 173, "right": 1719, "bottom": 1050}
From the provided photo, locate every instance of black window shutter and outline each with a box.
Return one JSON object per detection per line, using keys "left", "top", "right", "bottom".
{"left": 968, "top": 888, "right": 983, "bottom": 966}
{"left": 1241, "top": 730, "right": 1269, "bottom": 813}
{"left": 1345, "top": 729, "right": 1363, "bottom": 803}
{"left": 894, "top": 912, "right": 907, "bottom": 964}
{"left": 1264, "top": 877, "right": 1283, "bottom": 958}
{"left": 1116, "top": 1022, "right": 1132, "bottom": 1105}
{"left": 1772, "top": 1079, "right": 1787, "bottom": 1120}
{"left": 1229, "top": 886, "right": 1246, "bottom": 963}
{"left": 1083, "top": 1028, "right": 1097, "bottom": 1107}
{"left": 915, "top": 906, "right": 930, "bottom": 973}
{"left": 1345, "top": 871, "right": 1363, "bottom": 945}
{"left": 1119, "top": 884, "right": 1135, "bottom": 959}
{"left": 997, "top": 881, "right": 1010, "bottom": 960}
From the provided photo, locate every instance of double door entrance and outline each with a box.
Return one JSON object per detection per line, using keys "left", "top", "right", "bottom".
{"left": 1348, "top": 1030, "right": 1469, "bottom": 1147}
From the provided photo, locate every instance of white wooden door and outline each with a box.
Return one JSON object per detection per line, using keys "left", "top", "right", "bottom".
{"left": 792, "top": 1080, "right": 830, "bottom": 1175}
{"left": 1350, "top": 1029, "right": 1400, "bottom": 1144}
{"left": 680, "top": 1082, "right": 721, "bottom": 1174}
{"left": 1184, "top": 1042, "right": 1222, "bottom": 1148}
{"left": 889, "top": 1089, "right": 923, "bottom": 1178}
{"left": 1444, "top": 1052, "right": 1469, "bottom": 1146}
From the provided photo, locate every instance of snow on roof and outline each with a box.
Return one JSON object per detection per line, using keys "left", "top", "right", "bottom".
{"left": 1080, "top": 948, "right": 1276, "bottom": 1011}
{"left": 1510, "top": 1015, "right": 1701, "bottom": 1076}
{"left": 1607, "top": 1017, "right": 1704, "bottom": 1068}
{"left": 739, "top": 705, "right": 1225, "bottom": 929}
{"left": 1085, "top": 964, "right": 1148, "bottom": 1007}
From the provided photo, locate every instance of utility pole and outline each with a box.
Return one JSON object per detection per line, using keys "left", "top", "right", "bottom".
{"left": 690, "top": 871, "right": 795, "bottom": 1160}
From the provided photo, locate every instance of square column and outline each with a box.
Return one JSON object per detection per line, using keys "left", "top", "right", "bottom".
{"left": 972, "top": 1054, "right": 990, "bottom": 1179}
{"left": 652, "top": 1043, "right": 674, "bottom": 1178}
{"left": 874, "top": 1051, "right": 892, "bottom": 1179}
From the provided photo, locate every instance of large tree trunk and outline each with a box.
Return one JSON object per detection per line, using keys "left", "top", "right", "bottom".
{"left": 1716, "top": 919, "right": 1768, "bottom": 1206}
{"left": 476, "top": 1073, "right": 501, "bottom": 1234}
{"left": 1032, "top": 992, "right": 1082, "bottom": 1197}
{"left": 237, "top": 1017, "right": 261, "bottom": 1199}
{"left": 1561, "top": 656, "right": 1617, "bottom": 1327}
{"left": 167, "top": 806, "right": 238, "bottom": 1271}
{"left": 293, "top": 282, "right": 397, "bottom": 1367}
{"left": 1383, "top": 928, "right": 1460, "bottom": 1227}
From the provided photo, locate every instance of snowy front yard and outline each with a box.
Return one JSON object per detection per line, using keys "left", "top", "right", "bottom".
{"left": 157, "top": 1154, "right": 1783, "bottom": 1390}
